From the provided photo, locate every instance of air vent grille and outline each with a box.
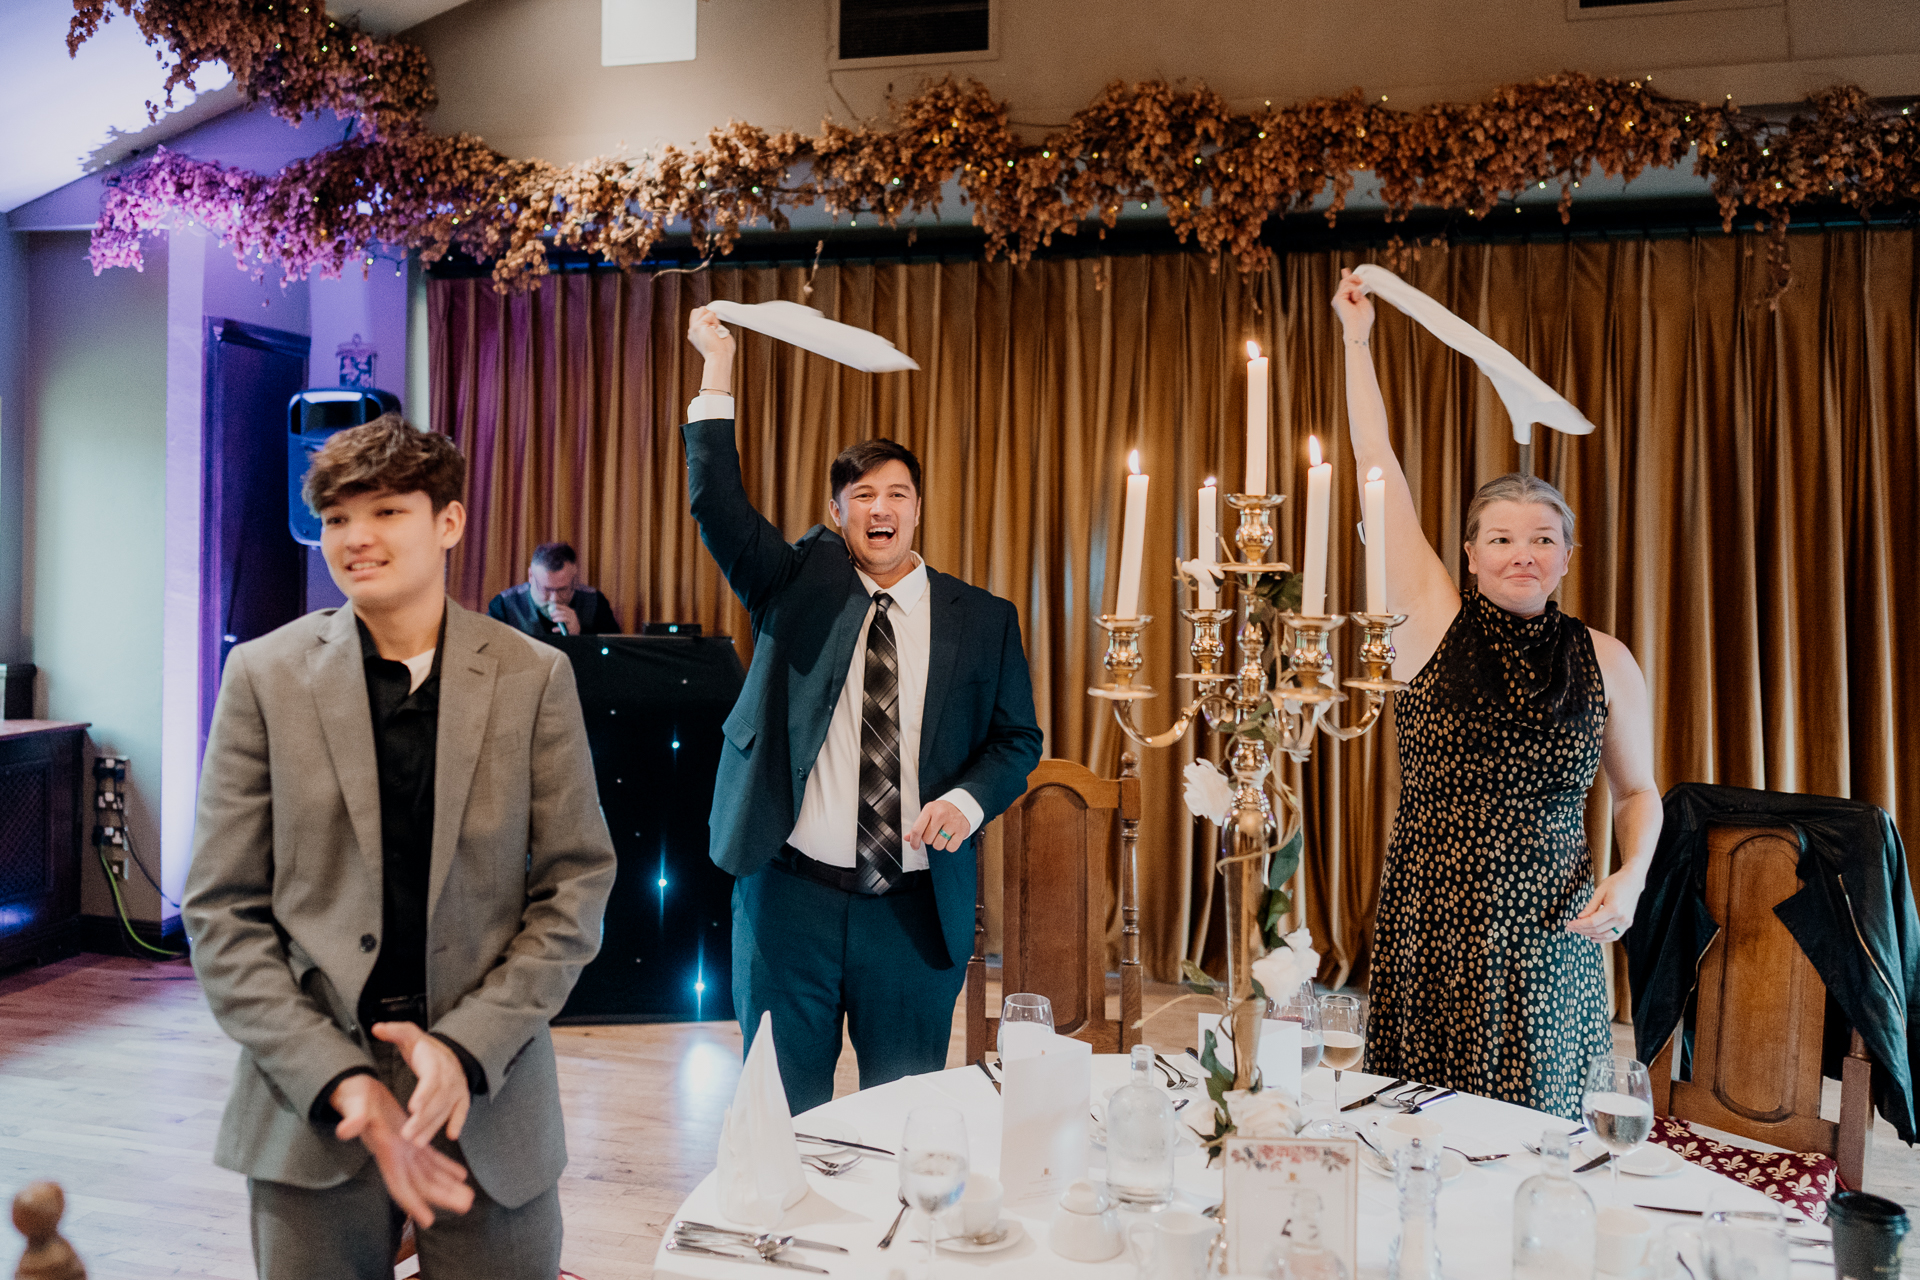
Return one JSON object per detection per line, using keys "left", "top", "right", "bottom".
{"left": 839, "top": 0, "right": 991, "bottom": 60}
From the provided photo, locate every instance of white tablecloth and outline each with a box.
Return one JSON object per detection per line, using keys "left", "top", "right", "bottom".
{"left": 651, "top": 1060, "right": 1829, "bottom": 1278}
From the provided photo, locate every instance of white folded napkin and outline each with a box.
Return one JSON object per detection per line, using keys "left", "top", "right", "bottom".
{"left": 706, "top": 299, "right": 921, "bottom": 373}
{"left": 716, "top": 1011, "right": 807, "bottom": 1227}
{"left": 1352, "top": 264, "right": 1597, "bottom": 446}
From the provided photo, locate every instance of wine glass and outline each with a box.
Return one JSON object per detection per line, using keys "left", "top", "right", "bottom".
{"left": 1271, "top": 981, "right": 1324, "bottom": 1091}
{"left": 998, "top": 992, "right": 1053, "bottom": 1060}
{"left": 900, "top": 1105, "right": 970, "bottom": 1278}
{"left": 1319, "top": 993, "right": 1366, "bottom": 1113}
{"left": 1582, "top": 1054, "right": 1654, "bottom": 1203}
{"left": 1703, "top": 1191, "right": 1789, "bottom": 1280}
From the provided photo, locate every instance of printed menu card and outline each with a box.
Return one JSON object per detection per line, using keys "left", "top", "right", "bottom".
{"left": 997, "top": 1031, "right": 1091, "bottom": 1207}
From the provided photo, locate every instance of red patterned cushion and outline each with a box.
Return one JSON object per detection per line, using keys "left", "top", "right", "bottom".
{"left": 1648, "top": 1115, "right": 1840, "bottom": 1222}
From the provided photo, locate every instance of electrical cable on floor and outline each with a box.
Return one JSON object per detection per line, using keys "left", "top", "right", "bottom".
{"left": 98, "top": 846, "right": 186, "bottom": 960}
{"left": 119, "top": 821, "right": 181, "bottom": 911}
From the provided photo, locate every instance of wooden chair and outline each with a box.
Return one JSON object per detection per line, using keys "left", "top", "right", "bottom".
{"left": 965, "top": 756, "right": 1142, "bottom": 1062}
{"left": 1649, "top": 822, "right": 1873, "bottom": 1189}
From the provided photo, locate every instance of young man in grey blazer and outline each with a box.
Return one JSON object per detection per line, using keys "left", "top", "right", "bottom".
{"left": 682, "top": 308, "right": 1044, "bottom": 1113}
{"left": 184, "top": 416, "right": 617, "bottom": 1280}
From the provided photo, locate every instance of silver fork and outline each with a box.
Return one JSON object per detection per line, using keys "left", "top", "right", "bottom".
{"left": 802, "top": 1152, "right": 864, "bottom": 1176}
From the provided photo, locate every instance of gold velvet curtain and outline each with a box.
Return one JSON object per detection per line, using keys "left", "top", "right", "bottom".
{"left": 430, "top": 230, "right": 1920, "bottom": 989}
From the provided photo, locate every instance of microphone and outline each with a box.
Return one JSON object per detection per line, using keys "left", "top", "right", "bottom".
{"left": 541, "top": 602, "right": 570, "bottom": 636}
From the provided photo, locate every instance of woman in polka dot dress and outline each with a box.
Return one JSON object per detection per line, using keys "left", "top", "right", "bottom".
{"left": 1332, "top": 270, "right": 1664, "bottom": 1118}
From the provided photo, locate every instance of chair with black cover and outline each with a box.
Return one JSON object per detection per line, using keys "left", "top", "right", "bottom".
{"left": 964, "top": 756, "right": 1142, "bottom": 1063}
{"left": 1646, "top": 819, "right": 1876, "bottom": 1191}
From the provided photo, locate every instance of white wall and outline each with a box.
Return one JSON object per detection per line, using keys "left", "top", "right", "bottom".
{"left": 26, "top": 230, "right": 172, "bottom": 922}
{"left": 0, "top": 217, "right": 27, "bottom": 666}
{"left": 409, "top": 0, "right": 1920, "bottom": 169}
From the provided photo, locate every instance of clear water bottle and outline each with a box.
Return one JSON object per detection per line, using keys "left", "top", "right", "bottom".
{"left": 1265, "top": 1188, "right": 1350, "bottom": 1280}
{"left": 1386, "top": 1137, "right": 1444, "bottom": 1280}
{"left": 1105, "top": 1043, "right": 1176, "bottom": 1208}
{"left": 1512, "top": 1129, "right": 1596, "bottom": 1279}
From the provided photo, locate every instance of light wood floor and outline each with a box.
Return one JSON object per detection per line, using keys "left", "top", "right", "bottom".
{"left": 5, "top": 954, "right": 1917, "bottom": 1278}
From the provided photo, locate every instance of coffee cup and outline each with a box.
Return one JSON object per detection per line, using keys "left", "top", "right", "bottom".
{"left": 1595, "top": 1206, "right": 1655, "bottom": 1275}
{"left": 1829, "top": 1189, "right": 1911, "bottom": 1280}
{"left": 942, "top": 1172, "right": 1003, "bottom": 1241}
{"left": 1132, "top": 1210, "right": 1217, "bottom": 1280}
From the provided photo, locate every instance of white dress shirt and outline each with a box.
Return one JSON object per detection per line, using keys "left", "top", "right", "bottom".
{"left": 687, "top": 393, "right": 983, "bottom": 869}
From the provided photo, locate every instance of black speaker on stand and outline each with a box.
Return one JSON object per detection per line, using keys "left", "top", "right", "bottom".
{"left": 550, "top": 634, "right": 745, "bottom": 1023}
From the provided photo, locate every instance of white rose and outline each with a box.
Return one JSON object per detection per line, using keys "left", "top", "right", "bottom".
{"left": 1224, "top": 1087, "right": 1304, "bottom": 1138}
{"left": 1250, "top": 943, "right": 1317, "bottom": 1000}
{"left": 1182, "top": 759, "right": 1234, "bottom": 827}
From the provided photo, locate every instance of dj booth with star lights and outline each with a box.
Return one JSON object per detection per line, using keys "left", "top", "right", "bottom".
{"left": 547, "top": 634, "right": 744, "bottom": 1024}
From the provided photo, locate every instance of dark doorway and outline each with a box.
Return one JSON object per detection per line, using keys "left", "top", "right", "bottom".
{"left": 200, "top": 319, "right": 311, "bottom": 760}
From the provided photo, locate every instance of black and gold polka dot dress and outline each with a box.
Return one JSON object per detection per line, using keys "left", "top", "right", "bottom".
{"left": 1364, "top": 588, "right": 1612, "bottom": 1119}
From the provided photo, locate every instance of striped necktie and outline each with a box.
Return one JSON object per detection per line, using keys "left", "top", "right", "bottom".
{"left": 854, "top": 592, "right": 903, "bottom": 895}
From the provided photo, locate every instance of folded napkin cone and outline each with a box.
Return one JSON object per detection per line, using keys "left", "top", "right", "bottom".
{"left": 717, "top": 1011, "right": 808, "bottom": 1227}
{"left": 1352, "top": 264, "right": 1596, "bottom": 446}
{"left": 705, "top": 299, "right": 920, "bottom": 373}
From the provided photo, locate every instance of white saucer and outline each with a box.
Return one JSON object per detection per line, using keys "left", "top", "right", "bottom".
{"left": 922, "top": 1220, "right": 1026, "bottom": 1254}
{"left": 1577, "top": 1140, "right": 1683, "bottom": 1178}
{"left": 1359, "top": 1144, "right": 1467, "bottom": 1182}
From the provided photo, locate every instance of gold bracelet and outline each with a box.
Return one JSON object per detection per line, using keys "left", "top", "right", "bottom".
{"left": 698, "top": 387, "right": 732, "bottom": 396}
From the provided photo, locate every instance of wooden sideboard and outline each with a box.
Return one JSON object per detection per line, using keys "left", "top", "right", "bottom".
{"left": 0, "top": 721, "right": 89, "bottom": 970}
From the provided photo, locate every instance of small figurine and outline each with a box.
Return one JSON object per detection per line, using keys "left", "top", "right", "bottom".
{"left": 11, "top": 1182, "right": 84, "bottom": 1280}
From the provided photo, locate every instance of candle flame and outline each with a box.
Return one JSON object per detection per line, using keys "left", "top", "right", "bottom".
{"left": 1308, "top": 435, "right": 1323, "bottom": 466}
{"left": 1246, "top": 340, "right": 1261, "bottom": 360}
{"left": 1204, "top": 476, "right": 1217, "bottom": 489}
{"left": 1368, "top": 466, "right": 1383, "bottom": 481}
{"left": 1128, "top": 449, "right": 1141, "bottom": 475}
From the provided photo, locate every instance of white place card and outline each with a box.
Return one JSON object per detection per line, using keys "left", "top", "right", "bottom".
{"left": 1222, "top": 1136, "right": 1360, "bottom": 1275}
{"left": 1197, "top": 1013, "right": 1302, "bottom": 1099}
{"left": 997, "top": 1032, "right": 1091, "bottom": 1208}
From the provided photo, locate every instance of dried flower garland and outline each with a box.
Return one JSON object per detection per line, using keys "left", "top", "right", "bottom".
{"left": 68, "top": 1, "right": 1919, "bottom": 299}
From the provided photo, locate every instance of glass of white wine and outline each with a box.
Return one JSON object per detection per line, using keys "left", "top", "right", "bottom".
{"left": 1581, "top": 1054, "right": 1654, "bottom": 1202}
{"left": 901, "top": 1104, "right": 970, "bottom": 1278}
{"left": 1319, "top": 993, "right": 1366, "bottom": 1112}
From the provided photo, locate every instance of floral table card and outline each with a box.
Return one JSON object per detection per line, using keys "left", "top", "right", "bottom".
{"left": 1222, "top": 1136, "right": 1360, "bottom": 1275}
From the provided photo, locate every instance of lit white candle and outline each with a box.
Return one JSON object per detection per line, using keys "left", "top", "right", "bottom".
{"left": 1115, "top": 450, "right": 1150, "bottom": 619}
{"left": 1196, "top": 478, "right": 1218, "bottom": 608}
{"left": 1365, "top": 466, "right": 1387, "bottom": 614}
{"left": 1245, "top": 341, "right": 1269, "bottom": 494}
{"left": 1302, "top": 435, "right": 1331, "bottom": 617}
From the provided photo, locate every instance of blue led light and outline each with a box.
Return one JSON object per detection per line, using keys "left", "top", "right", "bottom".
{"left": 658, "top": 877, "right": 668, "bottom": 888}
{"left": 671, "top": 739, "right": 681, "bottom": 750}
{"left": 694, "top": 980, "right": 706, "bottom": 993}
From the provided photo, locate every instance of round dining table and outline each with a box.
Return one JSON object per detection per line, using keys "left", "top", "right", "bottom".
{"left": 651, "top": 1057, "right": 1833, "bottom": 1278}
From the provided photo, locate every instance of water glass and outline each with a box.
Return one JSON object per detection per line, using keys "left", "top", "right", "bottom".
{"left": 1703, "top": 1194, "right": 1789, "bottom": 1280}
{"left": 1271, "top": 981, "right": 1324, "bottom": 1080}
{"left": 1319, "top": 993, "right": 1365, "bottom": 1111}
{"left": 999, "top": 992, "right": 1054, "bottom": 1060}
{"left": 1581, "top": 1053, "right": 1653, "bottom": 1202}
{"left": 901, "top": 1105, "right": 970, "bottom": 1277}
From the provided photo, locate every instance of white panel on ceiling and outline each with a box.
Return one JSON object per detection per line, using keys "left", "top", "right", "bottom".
{"left": 602, "top": 0, "right": 698, "bottom": 67}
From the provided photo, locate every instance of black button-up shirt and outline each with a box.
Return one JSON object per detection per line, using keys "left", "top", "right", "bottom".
{"left": 355, "top": 614, "right": 443, "bottom": 1031}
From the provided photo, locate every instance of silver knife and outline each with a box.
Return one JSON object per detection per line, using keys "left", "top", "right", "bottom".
{"left": 1341, "top": 1078, "right": 1406, "bottom": 1111}
{"left": 675, "top": 1221, "right": 849, "bottom": 1254}
{"left": 666, "top": 1239, "right": 831, "bottom": 1273}
{"left": 1573, "top": 1150, "right": 1613, "bottom": 1173}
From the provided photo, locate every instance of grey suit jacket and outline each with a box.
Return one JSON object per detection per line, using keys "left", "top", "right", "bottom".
{"left": 183, "top": 599, "right": 618, "bottom": 1207}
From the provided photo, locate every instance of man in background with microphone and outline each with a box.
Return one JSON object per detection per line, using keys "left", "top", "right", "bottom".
{"left": 486, "top": 543, "right": 621, "bottom": 639}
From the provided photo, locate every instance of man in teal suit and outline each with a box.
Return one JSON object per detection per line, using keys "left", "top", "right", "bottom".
{"left": 683, "top": 307, "right": 1043, "bottom": 1112}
